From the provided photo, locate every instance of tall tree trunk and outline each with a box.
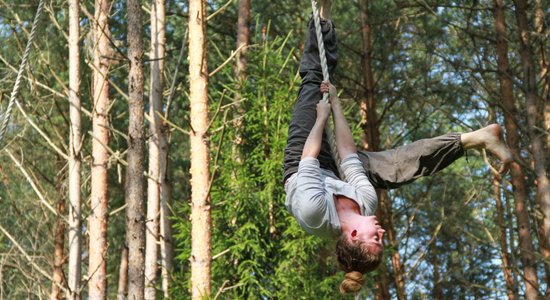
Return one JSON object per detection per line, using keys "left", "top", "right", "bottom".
{"left": 117, "top": 246, "right": 129, "bottom": 300}
{"left": 158, "top": 12, "right": 177, "bottom": 294}
{"left": 505, "top": 183, "right": 520, "bottom": 294}
{"left": 359, "top": 0, "right": 404, "bottom": 298}
{"left": 381, "top": 192, "right": 405, "bottom": 300}
{"left": 534, "top": 0, "right": 550, "bottom": 292}
{"left": 358, "top": 0, "right": 379, "bottom": 151}
{"left": 534, "top": 0, "right": 550, "bottom": 156}
{"left": 159, "top": 157, "right": 173, "bottom": 298}
{"left": 430, "top": 242, "right": 442, "bottom": 300}
{"left": 493, "top": 0, "right": 539, "bottom": 298}
{"left": 50, "top": 182, "right": 66, "bottom": 300}
{"left": 231, "top": 0, "right": 250, "bottom": 169}
{"left": 159, "top": 11, "right": 173, "bottom": 298}
{"left": 189, "top": 0, "right": 212, "bottom": 298}
{"left": 126, "top": 0, "right": 146, "bottom": 299}
{"left": 513, "top": 1, "right": 550, "bottom": 298}
{"left": 68, "top": 0, "right": 82, "bottom": 299}
{"left": 374, "top": 263, "right": 391, "bottom": 300}
{"left": 89, "top": 0, "right": 111, "bottom": 298}
{"left": 235, "top": 0, "right": 249, "bottom": 82}
{"left": 145, "top": 0, "right": 165, "bottom": 298}
{"left": 494, "top": 176, "right": 517, "bottom": 299}
{"left": 487, "top": 109, "right": 517, "bottom": 299}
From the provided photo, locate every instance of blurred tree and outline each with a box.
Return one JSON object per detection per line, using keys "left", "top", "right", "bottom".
{"left": 89, "top": 0, "right": 112, "bottom": 298}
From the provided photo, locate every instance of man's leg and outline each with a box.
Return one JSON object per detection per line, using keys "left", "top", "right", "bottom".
{"left": 357, "top": 124, "right": 513, "bottom": 189}
{"left": 283, "top": 8, "right": 338, "bottom": 183}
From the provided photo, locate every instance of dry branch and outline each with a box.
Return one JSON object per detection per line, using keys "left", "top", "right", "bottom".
{"left": 0, "top": 224, "right": 68, "bottom": 294}
{"left": 5, "top": 148, "right": 62, "bottom": 219}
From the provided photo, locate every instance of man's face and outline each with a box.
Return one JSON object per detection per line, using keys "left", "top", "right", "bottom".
{"left": 352, "top": 215, "right": 385, "bottom": 252}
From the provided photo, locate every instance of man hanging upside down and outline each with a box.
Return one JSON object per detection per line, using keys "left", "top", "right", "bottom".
{"left": 282, "top": 0, "right": 513, "bottom": 294}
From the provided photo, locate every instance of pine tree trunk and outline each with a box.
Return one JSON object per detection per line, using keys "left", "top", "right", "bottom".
{"left": 359, "top": 0, "right": 404, "bottom": 298}
{"left": 189, "top": 0, "right": 212, "bottom": 298}
{"left": 381, "top": 192, "right": 405, "bottom": 300}
{"left": 144, "top": 0, "right": 165, "bottom": 298}
{"left": 159, "top": 155, "right": 173, "bottom": 298}
{"left": 494, "top": 177, "right": 517, "bottom": 299}
{"left": 126, "top": 0, "right": 146, "bottom": 299}
{"left": 374, "top": 264, "right": 391, "bottom": 300}
{"left": 68, "top": 0, "right": 82, "bottom": 299}
{"left": 358, "top": 0, "right": 379, "bottom": 151}
{"left": 50, "top": 190, "right": 66, "bottom": 300}
{"left": 159, "top": 12, "right": 173, "bottom": 296}
{"left": 231, "top": 0, "right": 250, "bottom": 168}
{"left": 430, "top": 242, "right": 442, "bottom": 300}
{"left": 117, "top": 246, "right": 129, "bottom": 300}
{"left": 534, "top": 0, "right": 550, "bottom": 157}
{"left": 493, "top": 0, "right": 540, "bottom": 298}
{"left": 235, "top": 0, "right": 249, "bottom": 82}
{"left": 89, "top": 0, "right": 111, "bottom": 297}
{"left": 534, "top": 1, "right": 550, "bottom": 292}
{"left": 513, "top": 1, "right": 549, "bottom": 298}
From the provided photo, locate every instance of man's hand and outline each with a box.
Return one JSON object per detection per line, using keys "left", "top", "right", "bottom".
{"left": 316, "top": 100, "right": 331, "bottom": 121}
{"left": 320, "top": 81, "right": 339, "bottom": 105}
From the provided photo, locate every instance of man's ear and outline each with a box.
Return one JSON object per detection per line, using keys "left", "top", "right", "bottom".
{"left": 351, "top": 229, "right": 358, "bottom": 241}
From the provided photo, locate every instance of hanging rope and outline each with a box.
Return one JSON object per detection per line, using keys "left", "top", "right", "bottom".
{"left": 310, "top": 0, "right": 341, "bottom": 177}
{"left": 0, "top": 0, "right": 46, "bottom": 147}
{"left": 311, "top": 0, "right": 330, "bottom": 103}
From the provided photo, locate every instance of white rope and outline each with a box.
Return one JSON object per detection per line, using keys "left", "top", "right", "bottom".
{"left": 310, "top": 0, "right": 341, "bottom": 177}
{"left": 311, "top": 0, "right": 330, "bottom": 103}
{"left": 0, "top": 0, "right": 46, "bottom": 147}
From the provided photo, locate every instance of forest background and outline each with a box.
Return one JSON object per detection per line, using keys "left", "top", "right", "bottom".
{"left": 0, "top": 0, "right": 549, "bottom": 299}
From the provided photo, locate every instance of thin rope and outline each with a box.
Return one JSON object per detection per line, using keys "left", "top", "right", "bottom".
{"left": 0, "top": 0, "right": 46, "bottom": 147}
{"left": 310, "top": 0, "right": 341, "bottom": 177}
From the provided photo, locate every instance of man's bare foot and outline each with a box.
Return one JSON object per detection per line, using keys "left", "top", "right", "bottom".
{"left": 461, "top": 124, "right": 514, "bottom": 174}
{"left": 319, "top": 0, "right": 332, "bottom": 20}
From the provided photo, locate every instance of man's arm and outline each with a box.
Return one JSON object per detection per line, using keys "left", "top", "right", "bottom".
{"left": 320, "top": 82, "right": 357, "bottom": 159}
{"left": 296, "top": 100, "right": 332, "bottom": 225}
{"left": 301, "top": 100, "right": 331, "bottom": 159}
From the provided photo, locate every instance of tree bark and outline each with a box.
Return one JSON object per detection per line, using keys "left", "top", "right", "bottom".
{"left": 513, "top": 1, "right": 550, "bottom": 298}
{"left": 145, "top": 0, "right": 165, "bottom": 298}
{"left": 493, "top": 0, "right": 540, "bottom": 298}
{"left": 126, "top": 0, "right": 146, "bottom": 299}
{"left": 50, "top": 187, "right": 66, "bottom": 300}
{"left": 189, "top": 0, "right": 212, "bottom": 298}
{"left": 493, "top": 177, "right": 517, "bottom": 299}
{"left": 534, "top": 0, "right": 550, "bottom": 292}
{"left": 381, "top": 192, "right": 405, "bottom": 300}
{"left": 89, "top": 0, "right": 111, "bottom": 298}
{"left": 158, "top": 7, "right": 173, "bottom": 296}
{"left": 534, "top": 0, "right": 550, "bottom": 156}
{"left": 68, "top": 0, "right": 82, "bottom": 299}
{"left": 117, "top": 246, "right": 129, "bottom": 300}
{"left": 374, "top": 262, "right": 391, "bottom": 300}
{"left": 358, "top": 0, "right": 379, "bottom": 151}
{"left": 231, "top": 0, "right": 250, "bottom": 167}
{"left": 359, "top": 0, "right": 404, "bottom": 298}
{"left": 235, "top": 0, "right": 249, "bottom": 82}
{"left": 159, "top": 156, "right": 173, "bottom": 298}
{"left": 430, "top": 242, "right": 442, "bottom": 300}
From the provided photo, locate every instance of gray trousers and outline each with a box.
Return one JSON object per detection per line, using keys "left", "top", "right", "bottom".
{"left": 282, "top": 18, "right": 464, "bottom": 189}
